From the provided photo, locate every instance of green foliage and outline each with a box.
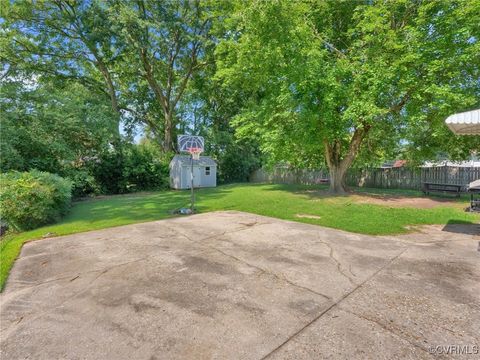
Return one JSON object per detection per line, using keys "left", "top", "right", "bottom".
{"left": 180, "top": 48, "right": 263, "bottom": 183}
{"left": 1, "top": 0, "right": 220, "bottom": 151}
{"left": 216, "top": 0, "right": 480, "bottom": 173}
{"left": 91, "top": 142, "right": 170, "bottom": 195}
{"left": 0, "top": 171, "right": 72, "bottom": 231}
{"left": 123, "top": 143, "right": 170, "bottom": 192}
{"left": 0, "top": 78, "right": 118, "bottom": 174}
{"left": 63, "top": 169, "right": 100, "bottom": 199}
{"left": 207, "top": 132, "right": 261, "bottom": 183}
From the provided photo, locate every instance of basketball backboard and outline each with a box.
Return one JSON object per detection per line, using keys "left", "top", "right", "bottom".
{"left": 178, "top": 135, "right": 204, "bottom": 154}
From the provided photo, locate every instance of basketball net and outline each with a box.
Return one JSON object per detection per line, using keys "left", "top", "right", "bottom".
{"left": 187, "top": 147, "right": 202, "bottom": 160}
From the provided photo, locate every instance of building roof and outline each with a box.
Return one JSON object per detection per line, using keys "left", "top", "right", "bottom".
{"left": 171, "top": 155, "right": 217, "bottom": 166}
{"left": 445, "top": 109, "right": 480, "bottom": 135}
{"left": 422, "top": 160, "right": 480, "bottom": 167}
{"left": 381, "top": 160, "right": 407, "bottom": 168}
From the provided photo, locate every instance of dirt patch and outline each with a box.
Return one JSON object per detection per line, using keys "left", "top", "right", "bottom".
{"left": 297, "top": 189, "right": 461, "bottom": 209}
{"left": 296, "top": 214, "right": 322, "bottom": 219}
{"left": 353, "top": 194, "right": 460, "bottom": 209}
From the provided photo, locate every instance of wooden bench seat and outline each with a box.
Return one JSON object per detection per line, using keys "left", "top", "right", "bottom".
{"left": 422, "top": 182, "right": 463, "bottom": 197}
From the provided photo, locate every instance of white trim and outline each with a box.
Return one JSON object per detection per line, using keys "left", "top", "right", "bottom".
{"left": 445, "top": 109, "right": 480, "bottom": 135}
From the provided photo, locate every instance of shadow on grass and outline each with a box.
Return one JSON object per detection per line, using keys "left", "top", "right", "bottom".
{"left": 259, "top": 183, "right": 420, "bottom": 202}
{"left": 68, "top": 191, "right": 190, "bottom": 221}
{"left": 257, "top": 183, "right": 472, "bottom": 204}
{"left": 257, "top": 183, "right": 339, "bottom": 198}
{"left": 442, "top": 220, "right": 480, "bottom": 236}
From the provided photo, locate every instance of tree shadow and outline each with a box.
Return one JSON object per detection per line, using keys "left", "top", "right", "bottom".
{"left": 442, "top": 220, "right": 480, "bottom": 236}
{"left": 259, "top": 183, "right": 347, "bottom": 199}
{"left": 259, "top": 183, "right": 472, "bottom": 205}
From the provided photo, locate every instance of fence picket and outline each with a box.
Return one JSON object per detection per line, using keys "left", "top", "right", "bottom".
{"left": 250, "top": 166, "right": 480, "bottom": 190}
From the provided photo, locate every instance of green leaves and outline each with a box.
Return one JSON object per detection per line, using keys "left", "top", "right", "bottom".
{"left": 0, "top": 170, "right": 72, "bottom": 231}
{"left": 0, "top": 78, "right": 117, "bottom": 173}
{"left": 217, "top": 0, "right": 480, "bottom": 169}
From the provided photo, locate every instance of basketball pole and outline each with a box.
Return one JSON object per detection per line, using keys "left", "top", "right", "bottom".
{"left": 190, "top": 153, "right": 195, "bottom": 212}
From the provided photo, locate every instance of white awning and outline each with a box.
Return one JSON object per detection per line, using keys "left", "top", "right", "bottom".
{"left": 468, "top": 179, "right": 480, "bottom": 191}
{"left": 445, "top": 109, "right": 480, "bottom": 135}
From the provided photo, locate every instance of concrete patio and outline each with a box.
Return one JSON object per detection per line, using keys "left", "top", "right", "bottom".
{"left": 1, "top": 211, "right": 479, "bottom": 359}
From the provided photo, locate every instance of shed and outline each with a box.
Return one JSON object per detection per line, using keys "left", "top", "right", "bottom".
{"left": 445, "top": 109, "right": 480, "bottom": 135}
{"left": 170, "top": 155, "right": 217, "bottom": 189}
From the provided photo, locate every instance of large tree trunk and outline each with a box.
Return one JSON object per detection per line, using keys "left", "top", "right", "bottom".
{"left": 95, "top": 59, "right": 122, "bottom": 142}
{"left": 328, "top": 163, "right": 348, "bottom": 194}
{"left": 163, "top": 112, "right": 174, "bottom": 152}
{"left": 140, "top": 49, "right": 175, "bottom": 152}
{"left": 324, "top": 125, "right": 370, "bottom": 193}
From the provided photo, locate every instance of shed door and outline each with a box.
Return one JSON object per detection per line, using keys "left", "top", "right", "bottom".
{"left": 193, "top": 167, "right": 202, "bottom": 187}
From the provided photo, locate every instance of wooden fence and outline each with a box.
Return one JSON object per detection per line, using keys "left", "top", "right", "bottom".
{"left": 250, "top": 166, "right": 480, "bottom": 190}
{"left": 250, "top": 167, "right": 330, "bottom": 185}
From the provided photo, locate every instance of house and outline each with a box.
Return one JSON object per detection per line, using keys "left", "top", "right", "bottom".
{"left": 169, "top": 155, "right": 217, "bottom": 189}
{"left": 381, "top": 160, "right": 407, "bottom": 168}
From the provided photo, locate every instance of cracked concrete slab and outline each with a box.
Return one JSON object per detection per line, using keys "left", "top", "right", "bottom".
{"left": 1, "top": 211, "right": 479, "bottom": 359}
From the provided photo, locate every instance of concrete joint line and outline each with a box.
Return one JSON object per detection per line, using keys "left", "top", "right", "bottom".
{"left": 164, "top": 225, "right": 332, "bottom": 301}
{"left": 208, "top": 244, "right": 332, "bottom": 301}
{"left": 260, "top": 246, "right": 411, "bottom": 360}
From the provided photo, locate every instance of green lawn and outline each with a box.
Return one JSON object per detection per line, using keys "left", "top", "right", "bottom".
{"left": 1, "top": 183, "right": 478, "bottom": 291}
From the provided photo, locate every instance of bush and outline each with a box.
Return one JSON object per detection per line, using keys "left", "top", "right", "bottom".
{"left": 0, "top": 170, "right": 72, "bottom": 231}
{"left": 92, "top": 142, "right": 170, "bottom": 194}
{"left": 63, "top": 168, "right": 100, "bottom": 198}
{"left": 123, "top": 144, "right": 170, "bottom": 191}
{"left": 92, "top": 148, "right": 127, "bottom": 194}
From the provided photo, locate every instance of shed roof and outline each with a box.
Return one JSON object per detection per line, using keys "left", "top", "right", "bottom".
{"left": 171, "top": 155, "right": 217, "bottom": 166}
{"left": 445, "top": 109, "right": 480, "bottom": 135}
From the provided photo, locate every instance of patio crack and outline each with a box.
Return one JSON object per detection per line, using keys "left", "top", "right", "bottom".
{"left": 338, "top": 308, "right": 434, "bottom": 357}
{"left": 260, "top": 245, "right": 411, "bottom": 359}
{"left": 4, "top": 257, "right": 149, "bottom": 292}
{"left": 316, "top": 235, "right": 357, "bottom": 286}
{"left": 2, "top": 257, "right": 150, "bottom": 340}
{"left": 164, "top": 225, "right": 332, "bottom": 301}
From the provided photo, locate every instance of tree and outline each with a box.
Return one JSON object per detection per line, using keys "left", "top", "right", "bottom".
{"left": 1, "top": 0, "right": 216, "bottom": 151}
{"left": 1, "top": 0, "right": 124, "bottom": 141}
{"left": 217, "top": 0, "right": 480, "bottom": 192}
{"left": 0, "top": 77, "right": 117, "bottom": 173}
{"left": 183, "top": 70, "right": 263, "bottom": 183}
{"left": 110, "top": 0, "right": 215, "bottom": 151}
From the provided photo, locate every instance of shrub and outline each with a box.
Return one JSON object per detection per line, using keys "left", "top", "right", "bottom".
{"left": 0, "top": 170, "right": 72, "bottom": 231}
{"left": 63, "top": 168, "right": 100, "bottom": 198}
{"left": 92, "top": 148, "right": 127, "bottom": 194}
{"left": 92, "top": 142, "right": 170, "bottom": 194}
{"left": 123, "top": 144, "right": 170, "bottom": 191}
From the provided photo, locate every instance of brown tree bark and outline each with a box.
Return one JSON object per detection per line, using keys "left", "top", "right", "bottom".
{"left": 92, "top": 56, "right": 122, "bottom": 141}
{"left": 163, "top": 112, "right": 174, "bottom": 153}
{"left": 324, "top": 125, "right": 370, "bottom": 193}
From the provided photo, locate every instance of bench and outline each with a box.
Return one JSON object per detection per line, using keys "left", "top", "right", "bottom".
{"left": 422, "top": 182, "right": 463, "bottom": 197}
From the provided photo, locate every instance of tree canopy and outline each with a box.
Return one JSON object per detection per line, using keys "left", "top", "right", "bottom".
{"left": 216, "top": 0, "right": 480, "bottom": 192}
{"left": 2, "top": 0, "right": 218, "bottom": 151}
{"left": 1, "top": 0, "right": 479, "bottom": 194}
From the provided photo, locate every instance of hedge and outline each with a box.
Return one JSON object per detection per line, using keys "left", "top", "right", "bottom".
{"left": 0, "top": 170, "right": 72, "bottom": 231}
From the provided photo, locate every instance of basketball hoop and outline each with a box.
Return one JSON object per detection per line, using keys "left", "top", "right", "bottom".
{"left": 188, "top": 147, "right": 202, "bottom": 160}
{"left": 177, "top": 135, "right": 205, "bottom": 213}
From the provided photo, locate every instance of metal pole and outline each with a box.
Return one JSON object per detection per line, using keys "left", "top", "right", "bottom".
{"left": 190, "top": 154, "right": 194, "bottom": 213}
